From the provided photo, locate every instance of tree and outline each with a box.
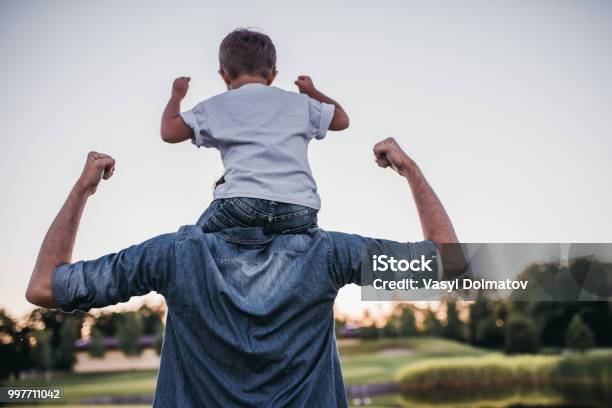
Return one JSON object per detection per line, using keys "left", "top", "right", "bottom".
{"left": 504, "top": 315, "right": 538, "bottom": 354}
{"left": 423, "top": 309, "right": 443, "bottom": 337}
{"left": 0, "top": 310, "right": 16, "bottom": 379}
{"left": 359, "top": 310, "right": 381, "bottom": 340}
{"left": 565, "top": 314, "right": 595, "bottom": 352}
{"left": 443, "top": 301, "right": 464, "bottom": 341}
{"left": 26, "top": 308, "right": 84, "bottom": 370}
{"left": 139, "top": 305, "right": 164, "bottom": 335}
{"left": 116, "top": 312, "right": 144, "bottom": 356}
{"left": 55, "top": 318, "right": 79, "bottom": 370}
{"left": 30, "top": 330, "right": 53, "bottom": 379}
{"left": 88, "top": 327, "right": 106, "bottom": 358}
{"left": 384, "top": 304, "right": 417, "bottom": 338}
{"left": 154, "top": 326, "right": 164, "bottom": 356}
{"left": 0, "top": 310, "right": 33, "bottom": 380}
{"left": 474, "top": 317, "right": 504, "bottom": 348}
{"left": 94, "top": 312, "right": 123, "bottom": 336}
{"left": 468, "top": 296, "right": 492, "bottom": 343}
{"left": 334, "top": 317, "right": 346, "bottom": 338}
{"left": 397, "top": 306, "right": 417, "bottom": 337}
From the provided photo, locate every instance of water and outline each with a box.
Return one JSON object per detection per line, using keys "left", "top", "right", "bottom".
{"left": 350, "top": 382, "right": 612, "bottom": 407}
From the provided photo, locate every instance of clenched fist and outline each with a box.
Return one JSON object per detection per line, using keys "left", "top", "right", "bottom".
{"left": 373, "top": 138, "right": 416, "bottom": 177}
{"left": 76, "top": 152, "right": 116, "bottom": 195}
{"left": 294, "top": 75, "right": 316, "bottom": 95}
{"left": 172, "top": 76, "right": 191, "bottom": 99}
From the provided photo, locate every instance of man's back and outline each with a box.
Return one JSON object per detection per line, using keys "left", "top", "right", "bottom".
{"left": 51, "top": 222, "right": 437, "bottom": 407}
{"left": 157, "top": 226, "right": 345, "bottom": 407}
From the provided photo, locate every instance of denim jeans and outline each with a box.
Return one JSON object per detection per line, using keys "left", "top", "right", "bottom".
{"left": 198, "top": 197, "right": 318, "bottom": 234}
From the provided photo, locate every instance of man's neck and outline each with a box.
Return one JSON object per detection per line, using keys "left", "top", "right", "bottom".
{"left": 228, "top": 75, "right": 268, "bottom": 90}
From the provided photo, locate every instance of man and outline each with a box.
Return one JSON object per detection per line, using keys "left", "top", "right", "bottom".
{"left": 26, "top": 138, "right": 461, "bottom": 407}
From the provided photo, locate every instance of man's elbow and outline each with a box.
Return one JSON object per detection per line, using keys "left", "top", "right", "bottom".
{"left": 25, "top": 279, "right": 54, "bottom": 308}
{"left": 25, "top": 286, "right": 42, "bottom": 307}
{"left": 435, "top": 242, "right": 468, "bottom": 280}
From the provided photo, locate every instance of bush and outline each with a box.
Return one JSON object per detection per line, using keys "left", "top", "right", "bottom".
{"left": 504, "top": 315, "right": 539, "bottom": 354}
{"left": 396, "top": 351, "right": 612, "bottom": 407}
{"left": 116, "top": 312, "right": 143, "bottom": 356}
{"left": 88, "top": 327, "right": 105, "bottom": 358}
{"left": 474, "top": 317, "right": 503, "bottom": 348}
{"left": 565, "top": 315, "right": 595, "bottom": 352}
{"left": 397, "top": 354, "right": 558, "bottom": 393}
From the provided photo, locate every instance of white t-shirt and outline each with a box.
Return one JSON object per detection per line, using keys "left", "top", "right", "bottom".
{"left": 181, "top": 83, "right": 335, "bottom": 209}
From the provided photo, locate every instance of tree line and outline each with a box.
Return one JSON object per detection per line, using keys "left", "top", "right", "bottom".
{"left": 0, "top": 305, "right": 165, "bottom": 380}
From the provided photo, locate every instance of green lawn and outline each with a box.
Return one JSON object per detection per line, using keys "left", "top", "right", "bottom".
{"left": 340, "top": 337, "right": 488, "bottom": 385}
{"left": 5, "top": 337, "right": 488, "bottom": 407}
{"left": 9, "top": 339, "right": 607, "bottom": 408}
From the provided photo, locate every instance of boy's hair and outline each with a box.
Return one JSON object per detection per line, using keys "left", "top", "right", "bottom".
{"left": 219, "top": 28, "right": 276, "bottom": 80}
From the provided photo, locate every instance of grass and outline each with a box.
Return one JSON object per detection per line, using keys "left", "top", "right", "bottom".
{"left": 4, "top": 337, "right": 477, "bottom": 406}
{"left": 5, "top": 339, "right": 612, "bottom": 407}
{"left": 340, "top": 336, "right": 487, "bottom": 385}
{"left": 3, "top": 371, "right": 158, "bottom": 406}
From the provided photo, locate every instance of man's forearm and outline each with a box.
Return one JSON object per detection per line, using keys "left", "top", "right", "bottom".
{"left": 27, "top": 151, "right": 115, "bottom": 308}
{"left": 374, "top": 138, "right": 465, "bottom": 277}
{"left": 26, "top": 184, "right": 89, "bottom": 308}
{"left": 403, "top": 162, "right": 466, "bottom": 278}
{"left": 403, "top": 164, "right": 458, "bottom": 245}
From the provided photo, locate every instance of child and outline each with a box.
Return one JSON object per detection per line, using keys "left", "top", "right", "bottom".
{"left": 160, "top": 28, "right": 349, "bottom": 233}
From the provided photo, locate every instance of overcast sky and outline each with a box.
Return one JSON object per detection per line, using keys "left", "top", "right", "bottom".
{"left": 1, "top": 0, "right": 611, "bottom": 318}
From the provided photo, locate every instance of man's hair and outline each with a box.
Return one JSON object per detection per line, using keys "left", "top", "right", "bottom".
{"left": 219, "top": 28, "right": 276, "bottom": 80}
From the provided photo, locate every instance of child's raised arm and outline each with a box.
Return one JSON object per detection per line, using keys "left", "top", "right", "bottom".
{"left": 295, "top": 75, "right": 350, "bottom": 131}
{"left": 160, "top": 77, "right": 194, "bottom": 143}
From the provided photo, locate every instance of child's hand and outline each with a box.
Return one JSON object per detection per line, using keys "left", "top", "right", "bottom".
{"left": 172, "top": 77, "right": 191, "bottom": 99}
{"left": 295, "top": 75, "right": 317, "bottom": 95}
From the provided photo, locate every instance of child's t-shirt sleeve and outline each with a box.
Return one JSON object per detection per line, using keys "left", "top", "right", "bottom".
{"left": 307, "top": 97, "right": 335, "bottom": 140}
{"left": 180, "top": 102, "right": 217, "bottom": 148}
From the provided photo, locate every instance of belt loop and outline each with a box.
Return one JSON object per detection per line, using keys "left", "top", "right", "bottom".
{"left": 268, "top": 201, "right": 277, "bottom": 221}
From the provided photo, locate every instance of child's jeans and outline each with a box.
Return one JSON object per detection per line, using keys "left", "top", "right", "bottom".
{"left": 197, "top": 197, "right": 318, "bottom": 234}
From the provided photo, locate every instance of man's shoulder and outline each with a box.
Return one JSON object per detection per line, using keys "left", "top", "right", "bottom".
{"left": 177, "top": 224, "right": 205, "bottom": 238}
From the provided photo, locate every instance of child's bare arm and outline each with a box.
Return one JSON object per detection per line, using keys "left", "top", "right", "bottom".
{"left": 160, "top": 77, "right": 194, "bottom": 143}
{"left": 295, "top": 76, "right": 350, "bottom": 131}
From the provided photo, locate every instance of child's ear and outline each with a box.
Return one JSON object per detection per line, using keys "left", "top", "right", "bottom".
{"left": 219, "top": 69, "right": 231, "bottom": 87}
{"left": 266, "top": 69, "right": 278, "bottom": 85}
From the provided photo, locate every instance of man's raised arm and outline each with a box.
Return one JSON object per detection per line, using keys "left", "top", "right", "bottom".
{"left": 373, "top": 138, "right": 466, "bottom": 277}
{"left": 26, "top": 152, "right": 115, "bottom": 308}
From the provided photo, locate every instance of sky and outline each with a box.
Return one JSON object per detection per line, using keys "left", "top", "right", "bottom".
{"left": 1, "top": 0, "right": 611, "bottom": 318}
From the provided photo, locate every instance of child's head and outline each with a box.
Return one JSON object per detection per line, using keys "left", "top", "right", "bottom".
{"left": 219, "top": 28, "right": 277, "bottom": 87}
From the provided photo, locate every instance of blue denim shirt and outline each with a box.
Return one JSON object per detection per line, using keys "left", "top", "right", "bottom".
{"left": 52, "top": 225, "right": 436, "bottom": 407}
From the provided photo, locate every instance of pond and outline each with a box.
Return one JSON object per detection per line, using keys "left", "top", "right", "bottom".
{"left": 348, "top": 380, "right": 612, "bottom": 407}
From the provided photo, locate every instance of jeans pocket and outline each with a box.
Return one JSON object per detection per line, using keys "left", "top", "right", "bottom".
{"left": 221, "top": 199, "right": 255, "bottom": 227}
